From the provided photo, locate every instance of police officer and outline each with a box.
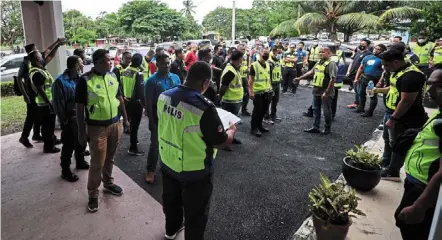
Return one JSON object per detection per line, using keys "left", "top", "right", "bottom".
{"left": 410, "top": 32, "right": 435, "bottom": 77}
{"left": 75, "top": 49, "right": 130, "bottom": 212}
{"left": 329, "top": 46, "right": 346, "bottom": 119}
{"left": 394, "top": 67, "right": 442, "bottom": 240}
{"left": 265, "top": 47, "right": 283, "bottom": 123}
{"left": 282, "top": 43, "right": 297, "bottom": 94}
{"left": 141, "top": 49, "right": 155, "bottom": 80}
{"left": 121, "top": 53, "right": 145, "bottom": 156}
{"left": 52, "top": 56, "right": 89, "bottom": 182}
{"left": 430, "top": 37, "right": 442, "bottom": 68}
{"left": 295, "top": 47, "right": 338, "bottom": 135}
{"left": 249, "top": 48, "right": 272, "bottom": 137}
{"left": 238, "top": 44, "right": 251, "bottom": 116}
{"left": 112, "top": 51, "right": 132, "bottom": 86}
{"left": 158, "top": 61, "right": 237, "bottom": 240}
{"left": 29, "top": 51, "right": 60, "bottom": 153}
{"left": 307, "top": 38, "right": 321, "bottom": 71}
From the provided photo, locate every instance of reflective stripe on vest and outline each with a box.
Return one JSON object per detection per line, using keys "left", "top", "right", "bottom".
{"left": 86, "top": 73, "right": 120, "bottom": 123}
{"left": 252, "top": 61, "right": 271, "bottom": 93}
{"left": 121, "top": 66, "right": 140, "bottom": 98}
{"left": 269, "top": 60, "right": 282, "bottom": 83}
{"left": 240, "top": 57, "right": 248, "bottom": 78}
{"left": 309, "top": 46, "right": 321, "bottom": 62}
{"left": 157, "top": 94, "right": 217, "bottom": 173}
{"left": 434, "top": 47, "right": 442, "bottom": 65}
{"left": 221, "top": 64, "right": 243, "bottom": 103}
{"left": 142, "top": 57, "right": 151, "bottom": 81}
{"left": 411, "top": 42, "right": 434, "bottom": 64}
{"left": 405, "top": 110, "right": 441, "bottom": 184}
{"left": 312, "top": 60, "right": 330, "bottom": 88}
{"left": 29, "top": 67, "right": 54, "bottom": 106}
{"left": 386, "top": 64, "right": 424, "bottom": 110}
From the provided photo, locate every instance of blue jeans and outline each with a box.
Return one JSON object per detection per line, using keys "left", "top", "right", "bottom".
{"left": 382, "top": 111, "right": 407, "bottom": 174}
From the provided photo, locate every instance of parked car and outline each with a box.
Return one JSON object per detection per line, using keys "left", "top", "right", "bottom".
{"left": 0, "top": 53, "right": 26, "bottom": 82}
{"left": 108, "top": 46, "right": 118, "bottom": 60}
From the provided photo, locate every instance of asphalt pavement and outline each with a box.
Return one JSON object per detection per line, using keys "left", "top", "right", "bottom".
{"left": 114, "top": 86, "right": 384, "bottom": 240}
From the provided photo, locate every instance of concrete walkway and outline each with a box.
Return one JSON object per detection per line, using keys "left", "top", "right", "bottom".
{"left": 0, "top": 131, "right": 182, "bottom": 240}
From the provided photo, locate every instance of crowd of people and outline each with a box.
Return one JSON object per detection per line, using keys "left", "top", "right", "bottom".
{"left": 12, "top": 31, "right": 442, "bottom": 240}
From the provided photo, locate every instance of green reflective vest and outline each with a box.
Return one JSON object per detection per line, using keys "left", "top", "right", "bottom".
{"left": 411, "top": 42, "right": 434, "bottom": 64}
{"left": 221, "top": 63, "right": 243, "bottom": 103}
{"left": 312, "top": 60, "right": 331, "bottom": 88}
{"left": 157, "top": 93, "right": 217, "bottom": 175}
{"left": 405, "top": 110, "right": 441, "bottom": 184}
{"left": 309, "top": 46, "right": 321, "bottom": 62}
{"left": 239, "top": 56, "right": 248, "bottom": 79}
{"left": 142, "top": 57, "right": 152, "bottom": 81}
{"left": 284, "top": 51, "right": 296, "bottom": 67}
{"left": 433, "top": 46, "right": 442, "bottom": 65}
{"left": 336, "top": 49, "right": 343, "bottom": 58}
{"left": 115, "top": 64, "right": 125, "bottom": 74}
{"left": 29, "top": 67, "right": 53, "bottom": 106}
{"left": 386, "top": 64, "right": 423, "bottom": 110}
{"left": 85, "top": 73, "right": 121, "bottom": 124}
{"left": 252, "top": 61, "right": 271, "bottom": 93}
{"left": 269, "top": 59, "right": 282, "bottom": 83}
{"left": 121, "top": 66, "right": 141, "bottom": 98}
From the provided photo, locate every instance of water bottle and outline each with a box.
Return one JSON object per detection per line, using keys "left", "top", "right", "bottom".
{"left": 367, "top": 80, "right": 374, "bottom": 97}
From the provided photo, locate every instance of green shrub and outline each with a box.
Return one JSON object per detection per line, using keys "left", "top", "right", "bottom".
{"left": 1, "top": 81, "right": 16, "bottom": 97}
{"left": 309, "top": 173, "right": 365, "bottom": 226}
{"left": 346, "top": 145, "right": 382, "bottom": 171}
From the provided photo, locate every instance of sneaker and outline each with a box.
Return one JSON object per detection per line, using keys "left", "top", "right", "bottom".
{"left": 87, "top": 198, "right": 99, "bottom": 212}
{"left": 272, "top": 117, "right": 282, "bottom": 122}
{"left": 103, "top": 184, "right": 123, "bottom": 196}
{"left": 304, "top": 127, "right": 320, "bottom": 134}
{"left": 165, "top": 226, "right": 185, "bottom": 240}
{"left": 346, "top": 103, "right": 358, "bottom": 109}
{"left": 381, "top": 170, "right": 401, "bottom": 182}
{"left": 19, "top": 138, "right": 33, "bottom": 148}
{"left": 32, "top": 135, "right": 43, "bottom": 142}
{"left": 128, "top": 148, "right": 145, "bottom": 156}
{"left": 43, "top": 147, "right": 61, "bottom": 154}
{"left": 263, "top": 119, "right": 274, "bottom": 125}
{"left": 145, "top": 172, "right": 155, "bottom": 184}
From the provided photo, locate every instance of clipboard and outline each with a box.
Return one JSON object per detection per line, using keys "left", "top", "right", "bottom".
{"left": 216, "top": 108, "right": 242, "bottom": 130}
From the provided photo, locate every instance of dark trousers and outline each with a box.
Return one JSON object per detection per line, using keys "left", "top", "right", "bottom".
{"left": 60, "top": 119, "right": 86, "bottom": 171}
{"left": 127, "top": 101, "right": 143, "bottom": 148}
{"left": 146, "top": 119, "right": 159, "bottom": 172}
{"left": 331, "top": 87, "right": 339, "bottom": 117}
{"left": 251, "top": 92, "right": 271, "bottom": 130}
{"left": 38, "top": 105, "right": 56, "bottom": 151}
{"left": 353, "top": 80, "right": 360, "bottom": 105}
{"left": 21, "top": 100, "right": 41, "bottom": 139}
{"left": 296, "top": 64, "right": 303, "bottom": 77}
{"left": 241, "top": 78, "right": 249, "bottom": 113}
{"left": 395, "top": 179, "right": 435, "bottom": 240}
{"left": 265, "top": 83, "right": 281, "bottom": 119}
{"left": 358, "top": 75, "right": 378, "bottom": 114}
{"left": 312, "top": 95, "right": 333, "bottom": 130}
{"left": 282, "top": 67, "right": 297, "bottom": 93}
{"left": 162, "top": 171, "right": 213, "bottom": 240}
{"left": 221, "top": 102, "right": 241, "bottom": 116}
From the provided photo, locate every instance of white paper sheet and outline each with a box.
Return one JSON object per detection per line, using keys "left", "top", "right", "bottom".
{"left": 216, "top": 108, "right": 242, "bottom": 130}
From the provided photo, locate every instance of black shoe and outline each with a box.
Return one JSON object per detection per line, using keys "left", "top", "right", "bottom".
{"left": 19, "top": 138, "right": 33, "bottom": 148}
{"left": 302, "top": 112, "right": 313, "bottom": 118}
{"left": 321, "top": 129, "right": 331, "bottom": 135}
{"left": 61, "top": 170, "right": 79, "bottom": 182}
{"left": 361, "top": 112, "right": 373, "bottom": 117}
{"left": 250, "top": 129, "right": 262, "bottom": 137}
{"left": 272, "top": 117, "right": 282, "bottom": 122}
{"left": 84, "top": 150, "right": 90, "bottom": 156}
{"left": 304, "top": 128, "right": 320, "bottom": 134}
{"left": 54, "top": 138, "right": 62, "bottom": 145}
{"left": 88, "top": 198, "right": 99, "bottom": 212}
{"left": 349, "top": 86, "right": 354, "bottom": 91}
{"left": 76, "top": 161, "right": 90, "bottom": 170}
{"left": 258, "top": 126, "right": 269, "bottom": 132}
{"left": 241, "top": 111, "right": 251, "bottom": 116}
{"left": 128, "top": 148, "right": 145, "bottom": 156}
{"left": 32, "top": 135, "right": 43, "bottom": 142}
{"left": 165, "top": 226, "right": 185, "bottom": 240}
{"left": 44, "top": 147, "right": 61, "bottom": 154}
{"left": 232, "top": 138, "right": 242, "bottom": 144}
{"left": 381, "top": 169, "right": 401, "bottom": 182}
{"left": 354, "top": 108, "right": 365, "bottom": 113}
{"left": 103, "top": 184, "right": 123, "bottom": 196}
{"left": 377, "top": 124, "right": 384, "bottom": 131}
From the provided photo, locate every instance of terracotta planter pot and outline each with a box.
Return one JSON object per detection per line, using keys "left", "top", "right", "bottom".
{"left": 342, "top": 157, "right": 381, "bottom": 191}
{"left": 312, "top": 214, "right": 351, "bottom": 240}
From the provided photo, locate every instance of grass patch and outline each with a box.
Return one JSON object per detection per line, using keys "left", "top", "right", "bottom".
{"left": 1, "top": 96, "right": 26, "bottom": 136}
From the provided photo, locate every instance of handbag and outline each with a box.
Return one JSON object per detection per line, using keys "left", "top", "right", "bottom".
{"left": 393, "top": 114, "right": 441, "bottom": 156}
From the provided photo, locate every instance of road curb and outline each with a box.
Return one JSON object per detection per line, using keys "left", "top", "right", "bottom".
{"left": 290, "top": 126, "right": 383, "bottom": 240}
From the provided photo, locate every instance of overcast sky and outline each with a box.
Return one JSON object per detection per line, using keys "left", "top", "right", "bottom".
{"left": 61, "top": 0, "right": 254, "bottom": 23}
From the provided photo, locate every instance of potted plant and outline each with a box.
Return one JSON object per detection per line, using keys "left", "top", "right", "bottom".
{"left": 342, "top": 145, "right": 382, "bottom": 191}
{"left": 309, "top": 173, "right": 365, "bottom": 240}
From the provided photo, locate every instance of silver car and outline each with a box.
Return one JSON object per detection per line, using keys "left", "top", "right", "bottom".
{"left": 0, "top": 53, "right": 26, "bottom": 82}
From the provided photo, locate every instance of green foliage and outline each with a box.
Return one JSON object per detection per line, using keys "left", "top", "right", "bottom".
{"left": 70, "top": 27, "right": 97, "bottom": 47}
{"left": 181, "top": 0, "right": 196, "bottom": 19}
{"left": 95, "top": 12, "right": 121, "bottom": 38}
{"left": 346, "top": 145, "right": 382, "bottom": 171}
{"left": 309, "top": 173, "right": 365, "bottom": 226}
{"left": 0, "top": 1, "right": 24, "bottom": 47}
{"left": 63, "top": 10, "right": 97, "bottom": 45}
{"left": 1, "top": 81, "right": 15, "bottom": 97}
{"left": 410, "top": 2, "right": 442, "bottom": 41}
{"left": 1, "top": 95, "right": 26, "bottom": 136}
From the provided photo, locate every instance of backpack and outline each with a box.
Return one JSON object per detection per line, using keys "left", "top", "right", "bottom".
{"left": 13, "top": 76, "right": 23, "bottom": 96}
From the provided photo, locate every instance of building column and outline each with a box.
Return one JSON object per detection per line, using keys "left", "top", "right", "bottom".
{"left": 20, "top": 1, "right": 66, "bottom": 77}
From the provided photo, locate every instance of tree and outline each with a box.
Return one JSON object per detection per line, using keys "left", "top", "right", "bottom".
{"left": 95, "top": 12, "right": 121, "bottom": 38}
{"left": 63, "top": 10, "right": 96, "bottom": 43}
{"left": 271, "top": 0, "right": 422, "bottom": 41}
{"left": 181, "top": 0, "right": 196, "bottom": 18}
{"left": 71, "top": 27, "right": 97, "bottom": 47}
{"left": 409, "top": 1, "right": 442, "bottom": 41}
{"left": 202, "top": 7, "right": 232, "bottom": 38}
{"left": 0, "top": 1, "right": 23, "bottom": 47}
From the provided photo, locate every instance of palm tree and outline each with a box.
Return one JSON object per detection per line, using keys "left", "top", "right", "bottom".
{"left": 270, "top": 0, "right": 422, "bottom": 41}
{"left": 181, "top": 0, "right": 196, "bottom": 18}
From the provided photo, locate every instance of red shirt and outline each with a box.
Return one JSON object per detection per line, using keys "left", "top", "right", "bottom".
{"left": 185, "top": 51, "right": 197, "bottom": 71}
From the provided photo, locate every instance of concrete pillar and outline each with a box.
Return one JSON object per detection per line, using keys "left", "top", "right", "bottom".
{"left": 20, "top": 1, "right": 66, "bottom": 77}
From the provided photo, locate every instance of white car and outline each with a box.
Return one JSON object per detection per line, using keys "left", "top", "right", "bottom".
{"left": 0, "top": 53, "right": 26, "bottom": 82}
